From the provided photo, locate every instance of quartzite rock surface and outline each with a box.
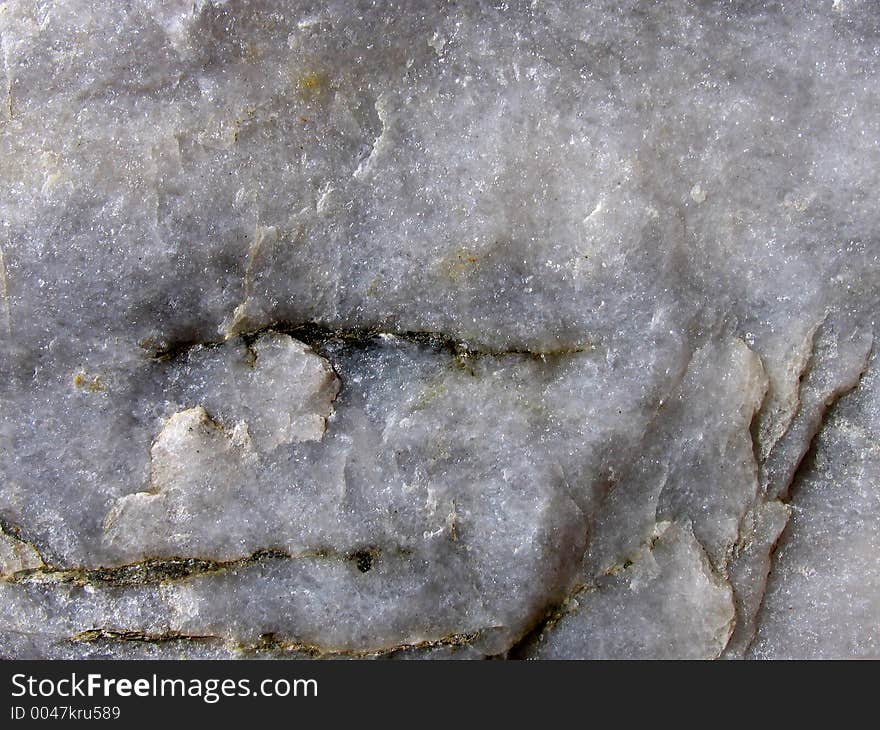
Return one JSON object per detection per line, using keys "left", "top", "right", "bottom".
{"left": 0, "top": 0, "right": 878, "bottom": 659}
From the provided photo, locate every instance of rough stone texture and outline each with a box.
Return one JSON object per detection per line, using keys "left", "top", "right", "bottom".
{"left": 527, "top": 521, "right": 736, "bottom": 660}
{"left": 0, "top": 526, "right": 43, "bottom": 578}
{"left": 0, "top": 0, "right": 878, "bottom": 659}
{"left": 749, "top": 350, "right": 880, "bottom": 659}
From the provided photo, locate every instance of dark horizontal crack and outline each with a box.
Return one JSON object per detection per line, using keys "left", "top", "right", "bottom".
{"left": 244, "top": 629, "right": 489, "bottom": 659}
{"left": 142, "top": 321, "right": 591, "bottom": 364}
{"left": 64, "top": 628, "right": 492, "bottom": 659}
{"left": 69, "top": 629, "right": 218, "bottom": 645}
{"left": 6, "top": 545, "right": 396, "bottom": 588}
{"left": 7, "top": 550, "right": 288, "bottom": 587}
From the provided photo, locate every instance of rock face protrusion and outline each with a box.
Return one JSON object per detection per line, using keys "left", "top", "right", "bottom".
{"left": 529, "top": 521, "right": 736, "bottom": 660}
{"left": 105, "top": 333, "right": 340, "bottom": 562}
{"left": 167, "top": 332, "right": 340, "bottom": 453}
{"left": 0, "top": 527, "right": 44, "bottom": 578}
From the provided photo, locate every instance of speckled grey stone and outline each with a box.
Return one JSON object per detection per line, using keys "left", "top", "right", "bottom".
{"left": 0, "top": 0, "right": 878, "bottom": 659}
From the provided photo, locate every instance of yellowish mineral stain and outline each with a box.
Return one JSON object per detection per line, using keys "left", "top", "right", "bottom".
{"left": 73, "top": 371, "right": 106, "bottom": 393}
{"left": 439, "top": 247, "right": 480, "bottom": 282}
{"left": 295, "top": 71, "right": 329, "bottom": 101}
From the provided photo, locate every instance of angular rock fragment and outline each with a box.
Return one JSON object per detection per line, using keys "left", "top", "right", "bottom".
{"left": 104, "top": 406, "right": 260, "bottom": 562}
{"left": 168, "top": 332, "right": 340, "bottom": 451}
{"left": 750, "top": 353, "right": 880, "bottom": 659}
{"left": 526, "top": 521, "right": 735, "bottom": 660}
{"left": 0, "top": 526, "right": 43, "bottom": 578}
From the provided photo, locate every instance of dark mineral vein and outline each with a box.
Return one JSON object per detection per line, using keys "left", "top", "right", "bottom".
{"left": 5, "top": 546, "right": 391, "bottom": 588}
{"left": 142, "top": 321, "right": 591, "bottom": 364}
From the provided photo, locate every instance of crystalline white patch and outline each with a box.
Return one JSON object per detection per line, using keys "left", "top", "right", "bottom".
{"left": 103, "top": 406, "right": 259, "bottom": 562}
{"left": 0, "top": 527, "right": 43, "bottom": 577}
{"left": 170, "top": 332, "right": 340, "bottom": 452}
{"left": 530, "top": 521, "right": 735, "bottom": 659}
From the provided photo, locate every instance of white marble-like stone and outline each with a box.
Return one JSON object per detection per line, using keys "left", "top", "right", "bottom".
{"left": 750, "top": 351, "right": 880, "bottom": 659}
{"left": 0, "top": 0, "right": 878, "bottom": 659}
{"left": 0, "top": 526, "right": 43, "bottom": 578}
